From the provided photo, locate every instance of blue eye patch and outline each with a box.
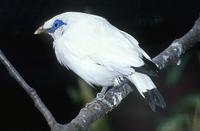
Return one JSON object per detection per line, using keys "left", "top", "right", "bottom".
{"left": 47, "top": 19, "right": 66, "bottom": 33}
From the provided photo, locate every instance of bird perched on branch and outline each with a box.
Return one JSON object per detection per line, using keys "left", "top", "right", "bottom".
{"left": 35, "top": 12, "right": 166, "bottom": 111}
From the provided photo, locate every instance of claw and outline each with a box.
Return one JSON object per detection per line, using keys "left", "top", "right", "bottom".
{"left": 96, "top": 91, "right": 113, "bottom": 108}
{"left": 96, "top": 92, "right": 105, "bottom": 100}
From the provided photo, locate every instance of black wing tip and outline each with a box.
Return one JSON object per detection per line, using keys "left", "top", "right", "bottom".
{"left": 132, "top": 66, "right": 159, "bottom": 77}
{"left": 144, "top": 88, "right": 166, "bottom": 112}
{"left": 131, "top": 57, "right": 159, "bottom": 77}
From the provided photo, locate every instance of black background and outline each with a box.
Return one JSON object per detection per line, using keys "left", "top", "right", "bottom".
{"left": 0, "top": 0, "right": 200, "bottom": 131}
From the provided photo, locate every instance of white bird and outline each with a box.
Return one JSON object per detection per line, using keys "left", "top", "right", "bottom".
{"left": 35, "top": 12, "right": 166, "bottom": 111}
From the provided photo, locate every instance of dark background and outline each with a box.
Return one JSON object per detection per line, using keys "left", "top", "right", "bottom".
{"left": 0, "top": 0, "right": 200, "bottom": 131}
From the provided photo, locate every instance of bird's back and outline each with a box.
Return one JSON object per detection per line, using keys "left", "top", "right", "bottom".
{"left": 54, "top": 13, "right": 146, "bottom": 76}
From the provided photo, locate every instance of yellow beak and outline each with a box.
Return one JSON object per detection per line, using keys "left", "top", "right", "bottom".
{"left": 34, "top": 26, "right": 45, "bottom": 35}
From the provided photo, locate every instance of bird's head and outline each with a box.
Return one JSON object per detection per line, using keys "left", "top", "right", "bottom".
{"left": 35, "top": 12, "right": 107, "bottom": 40}
{"left": 34, "top": 13, "right": 70, "bottom": 39}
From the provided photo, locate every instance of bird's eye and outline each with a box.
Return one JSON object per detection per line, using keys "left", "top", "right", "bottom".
{"left": 47, "top": 19, "right": 66, "bottom": 33}
{"left": 54, "top": 22, "right": 59, "bottom": 28}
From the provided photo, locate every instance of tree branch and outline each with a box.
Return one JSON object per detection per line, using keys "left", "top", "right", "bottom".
{"left": 62, "top": 16, "right": 200, "bottom": 131}
{"left": 0, "top": 51, "right": 61, "bottom": 131}
{"left": 0, "top": 16, "right": 199, "bottom": 131}
{"left": 153, "top": 16, "right": 200, "bottom": 69}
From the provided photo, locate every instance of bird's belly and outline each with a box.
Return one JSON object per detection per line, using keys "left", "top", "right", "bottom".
{"left": 70, "top": 59, "right": 117, "bottom": 87}
{"left": 56, "top": 50, "right": 117, "bottom": 87}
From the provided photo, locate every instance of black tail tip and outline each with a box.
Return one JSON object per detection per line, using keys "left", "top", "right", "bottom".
{"left": 144, "top": 88, "right": 166, "bottom": 112}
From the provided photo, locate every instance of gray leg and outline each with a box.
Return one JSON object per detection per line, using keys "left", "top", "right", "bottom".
{"left": 86, "top": 87, "right": 109, "bottom": 108}
{"left": 100, "top": 86, "right": 109, "bottom": 95}
{"left": 96, "top": 86, "right": 109, "bottom": 100}
{"left": 95, "top": 77, "right": 127, "bottom": 107}
{"left": 96, "top": 86, "right": 113, "bottom": 107}
{"left": 97, "top": 76, "right": 124, "bottom": 100}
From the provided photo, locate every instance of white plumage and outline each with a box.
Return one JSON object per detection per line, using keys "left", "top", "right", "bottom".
{"left": 35, "top": 12, "right": 166, "bottom": 111}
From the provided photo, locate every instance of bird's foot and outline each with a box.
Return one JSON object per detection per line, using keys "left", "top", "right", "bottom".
{"left": 96, "top": 86, "right": 109, "bottom": 100}
{"left": 96, "top": 92, "right": 105, "bottom": 100}
{"left": 96, "top": 92, "right": 113, "bottom": 108}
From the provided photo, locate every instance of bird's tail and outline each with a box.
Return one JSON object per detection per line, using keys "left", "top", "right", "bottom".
{"left": 128, "top": 73, "right": 166, "bottom": 112}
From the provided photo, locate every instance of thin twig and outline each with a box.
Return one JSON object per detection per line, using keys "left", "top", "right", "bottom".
{"left": 0, "top": 51, "right": 59, "bottom": 130}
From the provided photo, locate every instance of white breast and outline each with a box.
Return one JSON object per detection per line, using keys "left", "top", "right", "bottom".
{"left": 54, "top": 41, "right": 118, "bottom": 87}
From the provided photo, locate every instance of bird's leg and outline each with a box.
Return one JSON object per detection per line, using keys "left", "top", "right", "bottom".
{"left": 85, "top": 87, "right": 110, "bottom": 108}
{"left": 97, "top": 76, "right": 124, "bottom": 100}
{"left": 95, "top": 77, "right": 128, "bottom": 108}
{"left": 96, "top": 86, "right": 114, "bottom": 107}
{"left": 96, "top": 86, "right": 109, "bottom": 100}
